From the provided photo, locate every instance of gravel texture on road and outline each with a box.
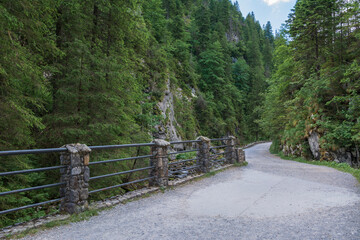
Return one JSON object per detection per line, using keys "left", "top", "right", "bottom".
{"left": 21, "top": 143, "right": 360, "bottom": 240}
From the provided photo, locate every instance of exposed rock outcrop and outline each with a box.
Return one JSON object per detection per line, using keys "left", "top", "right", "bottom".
{"left": 330, "top": 149, "right": 352, "bottom": 165}
{"left": 282, "top": 130, "right": 356, "bottom": 166}
{"left": 153, "top": 79, "right": 182, "bottom": 145}
{"left": 308, "top": 131, "right": 320, "bottom": 160}
{"left": 153, "top": 79, "right": 196, "bottom": 151}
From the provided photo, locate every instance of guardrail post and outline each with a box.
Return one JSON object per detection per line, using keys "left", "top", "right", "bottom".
{"left": 235, "top": 148, "right": 246, "bottom": 163}
{"left": 60, "top": 144, "right": 91, "bottom": 214}
{"left": 149, "top": 139, "right": 170, "bottom": 187}
{"left": 225, "top": 136, "right": 236, "bottom": 164}
{"left": 196, "top": 136, "right": 211, "bottom": 173}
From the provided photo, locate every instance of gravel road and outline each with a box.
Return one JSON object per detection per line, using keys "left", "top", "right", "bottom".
{"left": 22, "top": 143, "right": 360, "bottom": 240}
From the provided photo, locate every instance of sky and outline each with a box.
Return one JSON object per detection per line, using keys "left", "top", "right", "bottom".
{"left": 231, "top": 0, "right": 297, "bottom": 32}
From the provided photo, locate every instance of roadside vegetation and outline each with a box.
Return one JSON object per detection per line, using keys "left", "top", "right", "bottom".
{"left": 259, "top": 0, "right": 360, "bottom": 166}
{"left": 272, "top": 148, "right": 360, "bottom": 184}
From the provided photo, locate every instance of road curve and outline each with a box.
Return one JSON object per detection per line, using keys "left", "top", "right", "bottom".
{"left": 23, "top": 143, "right": 360, "bottom": 240}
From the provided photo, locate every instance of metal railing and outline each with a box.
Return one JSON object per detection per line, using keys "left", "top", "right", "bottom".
{"left": 209, "top": 139, "right": 231, "bottom": 167}
{"left": 0, "top": 142, "right": 155, "bottom": 216}
{"left": 168, "top": 140, "right": 201, "bottom": 178}
{"left": 0, "top": 149, "right": 66, "bottom": 215}
{"left": 0, "top": 137, "right": 234, "bottom": 219}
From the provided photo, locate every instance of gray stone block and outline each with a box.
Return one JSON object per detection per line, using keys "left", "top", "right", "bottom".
{"left": 69, "top": 190, "right": 79, "bottom": 202}
{"left": 71, "top": 166, "right": 81, "bottom": 175}
{"left": 80, "top": 189, "right": 88, "bottom": 200}
{"left": 84, "top": 167, "right": 90, "bottom": 182}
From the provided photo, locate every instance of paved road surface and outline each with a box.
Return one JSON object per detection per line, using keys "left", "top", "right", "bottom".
{"left": 23, "top": 143, "right": 360, "bottom": 240}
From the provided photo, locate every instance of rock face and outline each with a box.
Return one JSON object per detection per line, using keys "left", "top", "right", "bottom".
{"left": 308, "top": 131, "right": 320, "bottom": 160}
{"left": 307, "top": 131, "right": 354, "bottom": 165}
{"left": 282, "top": 131, "right": 357, "bottom": 166}
{"left": 154, "top": 79, "right": 182, "bottom": 144}
{"left": 153, "top": 79, "right": 196, "bottom": 150}
{"left": 330, "top": 149, "right": 353, "bottom": 165}
{"left": 282, "top": 144, "right": 303, "bottom": 157}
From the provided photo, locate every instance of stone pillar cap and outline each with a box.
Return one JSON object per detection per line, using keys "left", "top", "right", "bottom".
{"left": 61, "top": 143, "right": 91, "bottom": 154}
{"left": 152, "top": 139, "right": 170, "bottom": 147}
{"left": 196, "top": 136, "right": 211, "bottom": 142}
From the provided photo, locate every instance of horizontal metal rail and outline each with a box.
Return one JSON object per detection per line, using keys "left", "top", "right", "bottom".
{"left": 170, "top": 140, "right": 201, "bottom": 144}
{"left": 167, "top": 149, "right": 198, "bottom": 155}
{"left": 169, "top": 158, "right": 197, "bottom": 165}
{"left": 0, "top": 165, "right": 66, "bottom": 177}
{"left": 89, "top": 143, "right": 155, "bottom": 150}
{"left": 209, "top": 138, "right": 230, "bottom": 142}
{"left": 0, "top": 148, "right": 67, "bottom": 156}
{"left": 210, "top": 151, "right": 230, "bottom": 156}
{"left": 170, "top": 165, "right": 199, "bottom": 174}
{"left": 0, "top": 143, "right": 155, "bottom": 157}
{"left": 0, "top": 198, "right": 63, "bottom": 215}
{"left": 0, "top": 182, "right": 65, "bottom": 197}
{"left": 89, "top": 155, "right": 153, "bottom": 166}
{"left": 210, "top": 145, "right": 227, "bottom": 149}
{"left": 90, "top": 166, "right": 154, "bottom": 181}
{"left": 212, "top": 158, "right": 226, "bottom": 163}
{"left": 89, "top": 177, "right": 154, "bottom": 194}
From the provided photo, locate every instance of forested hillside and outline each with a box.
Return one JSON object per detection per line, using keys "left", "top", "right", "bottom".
{"left": 0, "top": 0, "right": 272, "bottom": 226}
{"left": 260, "top": 0, "right": 360, "bottom": 167}
{"left": 0, "top": 0, "right": 273, "bottom": 151}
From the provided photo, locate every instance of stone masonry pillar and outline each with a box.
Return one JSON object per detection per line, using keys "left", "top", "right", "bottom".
{"left": 196, "top": 136, "right": 211, "bottom": 173}
{"left": 60, "top": 144, "right": 91, "bottom": 214}
{"left": 225, "top": 136, "right": 236, "bottom": 164}
{"left": 149, "top": 139, "right": 170, "bottom": 187}
{"left": 235, "top": 148, "right": 246, "bottom": 163}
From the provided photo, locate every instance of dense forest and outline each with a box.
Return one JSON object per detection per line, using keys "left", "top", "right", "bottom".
{"left": 0, "top": 0, "right": 273, "bottom": 152}
{"left": 260, "top": 0, "right": 360, "bottom": 167}
{"left": 0, "top": 0, "right": 273, "bottom": 226}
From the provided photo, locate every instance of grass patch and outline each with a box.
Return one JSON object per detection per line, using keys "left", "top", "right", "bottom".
{"left": 234, "top": 162, "right": 248, "bottom": 167}
{"left": 204, "top": 171, "right": 216, "bottom": 177}
{"left": 277, "top": 152, "right": 360, "bottom": 183}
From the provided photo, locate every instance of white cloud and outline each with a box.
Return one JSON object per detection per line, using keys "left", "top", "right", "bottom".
{"left": 263, "top": 0, "right": 291, "bottom": 5}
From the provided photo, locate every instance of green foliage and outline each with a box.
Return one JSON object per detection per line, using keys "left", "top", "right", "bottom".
{"left": 175, "top": 151, "right": 197, "bottom": 160}
{"left": 269, "top": 139, "right": 282, "bottom": 154}
{"left": 173, "top": 96, "right": 198, "bottom": 140}
{"left": 261, "top": 0, "right": 360, "bottom": 164}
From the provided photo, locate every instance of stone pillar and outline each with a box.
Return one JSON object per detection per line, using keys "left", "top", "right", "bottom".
{"left": 196, "top": 136, "right": 211, "bottom": 173}
{"left": 60, "top": 144, "right": 91, "bottom": 214}
{"left": 235, "top": 148, "right": 246, "bottom": 163}
{"left": 225, "top": 136, "right": 236, "bottom": 164}
{"left": 149, "top": 139, "right": 170, "bottom": 187}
